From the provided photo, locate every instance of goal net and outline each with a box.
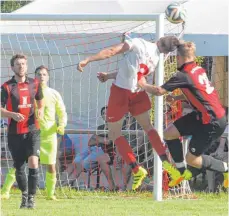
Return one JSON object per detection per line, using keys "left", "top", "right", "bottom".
{"left": 1, "top": 14, "right": 192, "bottom": 198}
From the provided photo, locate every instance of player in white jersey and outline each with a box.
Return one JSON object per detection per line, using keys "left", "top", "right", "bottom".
{"left": 77, "top": 36, "right": 181, "bottom": 190}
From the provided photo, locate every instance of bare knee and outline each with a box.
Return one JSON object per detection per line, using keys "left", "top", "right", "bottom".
{"left": 133, "top": 112, "right": 153, "bottom": 133}
{"left": 97, "top": 153, "right": 110, "bottom": 164}
{"left": 108, "top": 120, "right": 123, "bottom": 141}
{"left": 164, "top": 123, "right": 180, "bottom": 140}
{"left": 28, "top": 156, "right": 39, "bottom": 169}
{"left": 47, "top": 164, "right": 56, "bottom": 173}
{"left": 185, "top": 152, "right": 202, "bottom": 169}
{"left": 142, "top": 123, "right": 153, "bottom": 133}
{"left": 108, "top": 127, "right": 122, "bottom": 142}
{"left": 108, "top": 130, "right": 122, "bottom": 141}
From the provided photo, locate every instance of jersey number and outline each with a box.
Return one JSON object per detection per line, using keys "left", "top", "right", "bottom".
{"left": 137, "top": 63, "right": 149, "bottom": 81}
{"left": 198, "top": 73, "right": 214, "bottom": 94}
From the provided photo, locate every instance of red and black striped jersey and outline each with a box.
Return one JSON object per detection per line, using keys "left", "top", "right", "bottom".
{"left": 1, "top": 76, "right": 43, "bottom": 134}
{"left": 161, "top": 62, "right": 225, "bottom": 124}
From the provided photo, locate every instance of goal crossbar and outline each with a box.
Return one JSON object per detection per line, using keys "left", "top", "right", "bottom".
{"left": 1, "top": 13, "right": 161, "bottom": 21}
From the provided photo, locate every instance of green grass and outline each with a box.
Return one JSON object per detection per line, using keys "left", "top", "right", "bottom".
{"left": 1, "top": 191, "right": 228, "bottom": 216}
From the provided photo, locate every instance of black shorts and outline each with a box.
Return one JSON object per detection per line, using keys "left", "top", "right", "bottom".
{"left": 173, "top": 112, "right": 227, "bottom": 156}
{"left": 8, "top": 130, "right": 40, "bottom": 168}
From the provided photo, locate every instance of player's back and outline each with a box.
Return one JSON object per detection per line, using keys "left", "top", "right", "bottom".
{"left": 181, "top": 63, "right": 225, "bottom": 123}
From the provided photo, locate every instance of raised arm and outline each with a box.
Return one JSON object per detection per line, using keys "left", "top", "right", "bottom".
{"left": 77, "top": 42, "right": 130, "bottom": 72}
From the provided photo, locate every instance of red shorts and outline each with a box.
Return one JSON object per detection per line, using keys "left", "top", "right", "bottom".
{"left": 107, "top": 84, "right": 151, "bottom": 122}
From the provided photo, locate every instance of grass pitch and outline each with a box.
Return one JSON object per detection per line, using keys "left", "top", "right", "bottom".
{"left": 1, "top": 190, "right": 228, "bottom": 216}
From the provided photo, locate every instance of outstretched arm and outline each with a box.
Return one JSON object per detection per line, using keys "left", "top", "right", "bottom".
{"left": 77, "top": 42, "right": 130, "bottom": 72}
{"left": 138, "top": 71, "right": 190, "bottom": 96}
{"left": 138, "top": 77, "right": 167, "bottom": 96}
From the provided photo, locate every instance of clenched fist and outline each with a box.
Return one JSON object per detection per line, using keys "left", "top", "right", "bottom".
{"left": 97, "top": 72, "right": 109, "bottom": 83}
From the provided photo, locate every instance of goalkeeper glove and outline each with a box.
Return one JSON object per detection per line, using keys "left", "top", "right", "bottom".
{"left": 57, "top": 126, "right": 65, "bottom": 135}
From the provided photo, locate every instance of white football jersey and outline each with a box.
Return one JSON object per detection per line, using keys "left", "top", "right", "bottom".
{"left": 114, "top": 38, "right": 160, "bottom": 92}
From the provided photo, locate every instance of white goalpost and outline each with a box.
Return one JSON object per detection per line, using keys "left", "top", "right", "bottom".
{"left": 1, "top": 13, "right": 186, "bottom": 201}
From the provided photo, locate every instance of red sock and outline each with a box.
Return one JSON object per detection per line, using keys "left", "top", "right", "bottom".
{"left": 147, "top": 128, "right": 167, "bottom": 156}
{"left": 114, "top": 136, "right": 139, "bottom": 173}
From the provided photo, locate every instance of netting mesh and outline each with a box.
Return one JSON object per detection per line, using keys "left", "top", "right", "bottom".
{"left": 1, "top": 17, "right": 193, "bottom": 197}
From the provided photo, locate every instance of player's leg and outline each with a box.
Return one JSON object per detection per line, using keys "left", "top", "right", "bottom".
{"left": 40, "top": 135, "right": 58, "bottom": 200}
{"left": 130, "top": 91, "right": 168, "bottom": 160}
{"left": 130, "top": 91, "right": 181, "bottom": 187}
{"left": 46, "top": 164, "right": 57, "bottom": 200}
{"left": 26, "top": 130, "right": 40, "bottom": 209}
{"left": 134, "top": 111, "right": 183, "bottom": 186}
{"left": 8, "top": 134, "right": 28, "bottom": 208}
{"left": 185, "top": 116, "right": 228, "bottom": 187}
{"left": 109, "top": 119, "right": 147, "bottom": 191}
{"left": 164, "top": 112, "right": 206, "bottom": 186}
{"left": 1, "top": 167, "right": 16, "bottom": 199}
{"left": 107, "top": 84, "right": 144, "bottom": 190}
{"left": 164, "top": 112, "right": 196, "bottom": 173}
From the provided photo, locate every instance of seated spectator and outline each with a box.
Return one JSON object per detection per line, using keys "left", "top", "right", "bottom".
{"left": 74, "top": 106, "right": 116, "bottom": 191}
{"left": 58, "top": 134, "right": 75, "bottom": 172}
{"left": 206, "top": 107, "right": 228, "bottom": 192}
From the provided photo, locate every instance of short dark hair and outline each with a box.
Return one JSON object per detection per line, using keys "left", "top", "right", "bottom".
{"left": 10, "top": 54, "right": 27, "bottom": 67}
{"left": 159, "top": 36, "right": 180, "bottom": 53}
{"left": 101, "top": 106, "right": 108, "bottom": 116}
{"left": 35, "top": 65, "right": 49, "bottom": 75}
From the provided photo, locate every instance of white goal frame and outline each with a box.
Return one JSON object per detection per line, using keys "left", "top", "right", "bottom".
{"left": 1, "top": 13, "right": 165, "bottom": 201}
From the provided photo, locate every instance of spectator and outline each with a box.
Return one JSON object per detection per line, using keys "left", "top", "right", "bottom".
{"left": 56, "top": 134, "right": 77, "bottom": 187}
{"left": 73, "top": 106, "right": 116, "bottom": 191}
{"left": 206, "top": 107, "right": 228, "bottom": 192}
{"left": 58, "top": 134, "right": 75, "bottom": 173}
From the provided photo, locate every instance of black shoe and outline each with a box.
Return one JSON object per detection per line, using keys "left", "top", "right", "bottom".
{"left": 27, "top": 195, "right": 35, "bottom": 209}
{"left": 20, "top": 194, "right": 28, "bottom": 209}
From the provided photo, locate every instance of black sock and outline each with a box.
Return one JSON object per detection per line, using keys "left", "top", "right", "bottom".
{"left": 28, "top": 168, "right": 39, "bottom": 196}
{"left": 15, "top": 167, "right": 27, "bottom": 193}
{"left": 187, "top": 165, "right": 203, "bottom": 177}
{"left": 165, "top": 139, "right": 184, "bottom": 162}
{"left": 177, "top": 167, "right": 186, "bottom": 174}
{"left": 202, "top": 155, "right": 228, "bottom": 172}
{"left": 165, "top": 139, "right": 186, "bottom": 174}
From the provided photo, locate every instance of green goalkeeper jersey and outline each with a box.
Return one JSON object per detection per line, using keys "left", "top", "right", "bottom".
{"left": 39, "top": 85, "right": 67, "bottom": 137}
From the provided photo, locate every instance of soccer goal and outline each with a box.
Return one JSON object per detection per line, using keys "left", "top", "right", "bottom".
{"left": 1, "top": 13, "right": 188, "bottom": 201}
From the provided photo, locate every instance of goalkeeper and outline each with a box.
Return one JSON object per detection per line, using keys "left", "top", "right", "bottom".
{"left": 1, "top": 65, "right": 67, "bottom": 200}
